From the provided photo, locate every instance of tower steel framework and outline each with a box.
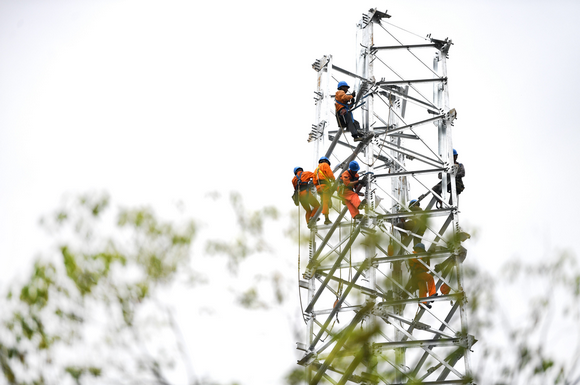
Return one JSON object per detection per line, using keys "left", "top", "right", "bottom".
{"left": 297, "top": 9, "right": 475, "bottom": 385}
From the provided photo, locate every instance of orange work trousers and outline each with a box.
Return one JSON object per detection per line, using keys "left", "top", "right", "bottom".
{"left": 298, "top": 190, "right": 320, "bottom": 223}
{"left": 340, "top": 190, "right": 360, "bottom": 218}
{"left": 318, "top": 186, "right": 333, "bottom": 216}
{"left": 412, "top": 272, "right": 436, "bottom": 302}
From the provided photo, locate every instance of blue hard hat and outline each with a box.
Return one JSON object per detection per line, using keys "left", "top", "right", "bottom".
{"left": 319, "top": 157, "right": 330, "bottom": 164}
{"left": 409, "top": 199, "right": 417, "bottom": 205}
{"left": 294, "top": 167, "right": 303, "bottom": 174}
{"left": 414, "top": 243, "right": 426, "bottom": 252}
{"left": 453, "top": 149, "right": 458, "bottom": 156}
{"left": 337, "top": 81, "right": 349, "bottom": 89}
{"left": 349, "top": 161, "right": 360, "bottom": 172}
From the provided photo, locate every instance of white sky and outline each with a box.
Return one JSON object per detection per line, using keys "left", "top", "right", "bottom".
{"left": 2, "top": 0, "right": 580, "bottom": 384}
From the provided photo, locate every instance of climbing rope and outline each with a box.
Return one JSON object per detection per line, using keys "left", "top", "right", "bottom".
{"left": 297, "top": 197, "right": 308, "bottom": 324}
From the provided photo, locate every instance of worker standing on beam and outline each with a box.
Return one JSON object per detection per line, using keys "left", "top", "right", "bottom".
{"left": 292, "top": 167, "right": 320, "bottom": 224}
{"left": 338, "top": 161, "right": 364, "bottom": 220}
{"left": 407, "top": 243, "right": 437, "bottom": 309}
{"left": 313, "top": 157, "right": 335, "bottom": 225}
{"left": 335, "top": 81, "right": 364, "bottom": 142}
{"left": 433, "top": 149, "right": 465, "bottom": 208}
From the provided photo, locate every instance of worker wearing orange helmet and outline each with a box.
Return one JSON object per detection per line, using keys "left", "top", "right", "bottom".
{"left": 338, "top": 160, "right": 364, "bottom": 220}
{"left": 292, "top": 167, "right": 320, "bottom": 224}
{"left": 313, "top": 157, "right": 335, "bottom": 225}
{"left": 407, "top": 243, "right": 437, "bottom": 308}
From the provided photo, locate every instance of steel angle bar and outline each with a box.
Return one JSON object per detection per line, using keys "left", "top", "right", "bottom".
{"left": 374, "top": 250, "right": 451, "bottom": 265}
{"left": 437, "top": 347, "right": 468, "bottom": 382}
{"left": 388, "top": 380, "right": 469, "bottom": 385}
{"left": 374, "top": 337, "right": 467, "bottom": 350}
{"left": 376, "top": 207, "right": 453, "bottom": 221}
{"left": 313, "top": 225, "right": 356, "bottom": 260}
{"left": 325, "top": 128, "right": 344, "bottom": 159}
{"left": 411, "top": 175, "right": 454, "bottom": 210}
{"left": 331, "top": 135, "right": 375, "bottom": 175}
{"left": 374, "top": 114, "right": 446, "bottom": 136}
{"left": 336, "top": 349, "right": 365, "bottom": 385}
{"left": 322, "top": 373, "right": 338, "bottom": 385}
{"left": 411, "top": 302, "right": 460, "bottom": 377}
{"left": 314, "top": 276, "right": 354, "bottom": 309}
{"left": 327, "top": 137, "right": 356, "bottom": 153}
{"left": 392, "top": 225, "right": 433, "bottom": 246}
{"left": 318, "top": 271, "right": 384, "bottom": 301}
{"left": 313, "top": 305, "right": 361, "bottom": 316}
{"left": 372, "top": 43, "right": 439, "bottom": 50}
{"left": 309, "top": 302, "right": 375, "bottom": 384}
{"left": 309, "top": 361, "right": 364, "bottom": 385}
{"left": 307, "top": 207, "right": 349, "bottom": 269}
{"left": 378, "top": 88, "right": 438, "bottom": 110}
{"left": 330, "top": 64, "right": 371, "bottom": 83}
{"left": 377, "top": 353, "right": 414, "bottom": 383}
{"left": 376, "top": 78, "right": 446, "bottom": 86}
{"left": 387, "top": 321, "right": 464, "bottom": 379}
{"left": 374, "top": 139, "right": 444, "bottom": 168}
{"left": 305, "top": 222, "right": 363, "bottom": 314}
{"left": 310, "top": 260, "right": 367, "bottom": 348}
{"left": 388, "top": 133, "right": 419, "bottom": 140}
{"left": 378, "top": 293, "right": 458, "bottom": 308}
{"left": 374, "top": 167, "right": 445, "bottom": 179}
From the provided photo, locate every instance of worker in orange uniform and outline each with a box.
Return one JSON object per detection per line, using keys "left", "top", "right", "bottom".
{"left": 292, "top": 167, "right": 320, "bottom": 224}
{"left": 338, "top": 161, "right": 364, "bottom": 220}
{"left": 407, "top": 243, "right": 437, "bottom": 309}
{"left": 313, "top": 157, "right": 336, "bottom": 225}
{"left": 335, "top": 81, "right": 363, "bottom": 142}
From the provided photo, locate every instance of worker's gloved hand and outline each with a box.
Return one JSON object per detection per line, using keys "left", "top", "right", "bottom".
{"left": 352, "top": 90, "right": 356, "bottom": 98}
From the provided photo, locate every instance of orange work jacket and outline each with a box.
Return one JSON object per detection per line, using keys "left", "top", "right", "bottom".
{"left": 340, "top": 170, "right": 359, "bottom": 192}
{"left": 292, "top": 171, "right": 314, "bottom": 190}
{"left": 335, "top": 90, "right": 354, "bottom": 113}
{"left": 313, "top": 163, "right": 335, "bottom": 190}
{"left": 409, "top": 251, "right": 430, "bottom": 275}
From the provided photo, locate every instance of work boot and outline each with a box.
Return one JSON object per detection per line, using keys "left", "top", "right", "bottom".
{"left": 353, "top": 136, "right": 363, "bottom": 142}
{"left": 324, "top": 218, "right": 332, "bottom": 225}
{"left": 354, "top": 214, "right": 363, "bottom": 220}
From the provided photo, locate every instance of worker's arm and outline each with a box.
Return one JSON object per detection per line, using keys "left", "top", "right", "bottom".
{"left": 335, "top": 90, "right": 354, "bottom": 104}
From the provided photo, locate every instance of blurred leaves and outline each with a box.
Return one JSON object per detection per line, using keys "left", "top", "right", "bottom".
{"left": 0, "top": 192, "right": 198, "bottom": 384}
{"left": 206, "top": 192, "right": 279, "bottom": 273}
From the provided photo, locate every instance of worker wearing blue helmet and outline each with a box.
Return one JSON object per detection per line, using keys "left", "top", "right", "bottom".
{"left": 432, "top": 149, "right": 465, "bottom": 208}
{"left": 337, "top": 160, "right": 364, "bottom": 220}
{"left": 292, "top": 167, "right": 320, "bottom": 224}
{"left": 335, "top": 81, "right": 364, "bottom": 142}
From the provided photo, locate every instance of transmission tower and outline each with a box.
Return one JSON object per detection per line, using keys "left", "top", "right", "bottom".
{"left": 297, "top": 8, "right": 475, "bottom": 385}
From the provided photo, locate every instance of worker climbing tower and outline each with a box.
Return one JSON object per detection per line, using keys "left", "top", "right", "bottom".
{"left": 297, "top": 8, "right": 475, "bottom": 385}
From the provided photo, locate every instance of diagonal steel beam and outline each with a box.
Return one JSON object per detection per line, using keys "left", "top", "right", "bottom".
{"left": 309, "top": 302, "right": 375, "bottom": 385}
{"left": 305, "top": 222, "right": 363, "bottom": 313}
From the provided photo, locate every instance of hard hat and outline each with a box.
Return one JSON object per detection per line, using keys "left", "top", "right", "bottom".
{"left": 294, "top": 167, "right": 303, "bottom": 174}
{"left": 413, "top": 243, "right": 426, "bottom": 252}
{"left": 337, "top": 81, "right": 349, "bottom": 89}
{"left": 349, "top": 161, "right": 360, "bottom": 172}
{"left": 319, "top": 157, "right": 330, "bottom": 165}
{"left": 409, "top": 199, "right": 417, "bottom": 205}
{"left": 453, "top": 149, "right": 458, "bottom": 156}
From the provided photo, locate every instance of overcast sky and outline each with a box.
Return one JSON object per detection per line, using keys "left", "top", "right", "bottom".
{"left": 2, "top": 0, "right": 580, "bottom": 384}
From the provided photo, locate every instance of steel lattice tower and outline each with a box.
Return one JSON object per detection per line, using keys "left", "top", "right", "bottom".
{"left": 297, "top": 8, "right": 475, "bottom": 385}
